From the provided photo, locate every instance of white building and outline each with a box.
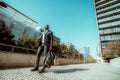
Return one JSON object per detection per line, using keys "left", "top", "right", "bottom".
{"left": 94, "top": 0, "right": 120, "bottom": 57}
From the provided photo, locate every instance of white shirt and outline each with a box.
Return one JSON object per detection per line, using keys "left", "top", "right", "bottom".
{"left": 42, "top": 30, "right": 48, "bottom": 43}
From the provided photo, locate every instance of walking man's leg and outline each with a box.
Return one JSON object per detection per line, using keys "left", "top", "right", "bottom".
{"left": 31, "top": 46, "right": 43, "bottom": 71}
{"left": 39, "top": 45, "right": 49, "bottom": 73}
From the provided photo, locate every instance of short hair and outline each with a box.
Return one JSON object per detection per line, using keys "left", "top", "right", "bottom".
{"left": 45, "top": 24, "right": 49, "bottom": 27}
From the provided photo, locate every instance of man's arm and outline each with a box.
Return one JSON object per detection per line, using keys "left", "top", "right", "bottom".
{"left": 49, "top": 31, "right": 53, "bottom": 51}
{"left": 37, "top": 32, "right": 42, "bottom": 46}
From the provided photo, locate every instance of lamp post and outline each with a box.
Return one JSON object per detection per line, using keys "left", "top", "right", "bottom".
{"left": 78, "top": 47, "right": 86, "bottom": 63}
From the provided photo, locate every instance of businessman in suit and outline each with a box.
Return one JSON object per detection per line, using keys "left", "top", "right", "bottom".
{"left": 31, "top": 24, "right": 53, "bottom": 73}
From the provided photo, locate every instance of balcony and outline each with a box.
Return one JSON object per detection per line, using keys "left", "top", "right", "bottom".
{"left": 100, "top": 32, "right": 120, "bottom": 36}
{"left": 99, "top": 20, "right": 120, "bottom": 28}
{"left": 97, "top": 3, "right": 120, "bottom": 15}
{"left": 98, "top": 11, "right": 120, "bottom": 20}
{"left": 98, "top": 14, "right": 120, "bottom": 23}
{"left": 99, "top": 24, "right": 120, "bottom": 30}
{"left": 97, "top": 4, "right": 120, "bottom": 15}
{"left": 96, "top": 0, "right": 118, "bottom": 11}
{"left": 99, "top": 27, "right": 120, "bottom": 35}
{"left": 101, "top": 39, "right": 120, "bottom": 42}
{"left": 96, "top": 0, "right": 109, "bottom": 7}
{"left": 95, "top": 0, "right": 101, "bottom": 3}
{"left": 98, "top": 18, "right": 120, "bottom": 25}
{"left": 101, "top": 35, "right": 120, "bottom": 42}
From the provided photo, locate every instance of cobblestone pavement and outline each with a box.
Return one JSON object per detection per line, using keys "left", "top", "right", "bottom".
{"left": 0, "top": 63, "right": 120, "bottom": 80}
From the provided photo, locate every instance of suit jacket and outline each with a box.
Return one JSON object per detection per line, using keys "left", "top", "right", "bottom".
{"left": 39, "top": 30, "right": 53, "bottom": 47}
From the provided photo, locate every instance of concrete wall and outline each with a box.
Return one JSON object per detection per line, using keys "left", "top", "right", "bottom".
{"left": 0, "top": 51, "right": 44, "bottom": 67}
{"left": 0, "top": 51, "right": 82, "bottom": 67}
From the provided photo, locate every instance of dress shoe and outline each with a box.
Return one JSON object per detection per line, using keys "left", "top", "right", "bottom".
{"left": 31, "top": 68, "right": 38, "bottom": 71}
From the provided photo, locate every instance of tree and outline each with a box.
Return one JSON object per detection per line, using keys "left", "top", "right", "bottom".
{"left": 27, "top": 36, "right": 38, "bottom": 49}
{"left": 17, "top": 33, "right": 29, "bottom": 47}
{"left": 103, "top": 40, "right": 120, "bottom": 63}
{"left": 68, "top": 43, "right": 81, "bottom": 59}
{"left": 60, "top": 43, "right": 68, "bottom": 54}
{"left": 17, "top": 33, "right": 38, "bottom": 48}
{"left": 103, "top": 40, "right": 120, "bottom": 59}
{"left": 87, "top": 55, "right": 95, "bottom": 63}
{"left": 0, "top": 20, "right": 15, "bottom": 45}
{"left": 53, "top": 41, "right": 60, "bottom": 54}
{"left": 48, "top": 40, "right": 84, "bottom": 60}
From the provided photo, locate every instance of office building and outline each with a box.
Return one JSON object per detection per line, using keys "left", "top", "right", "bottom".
{"left": 94, "top": 0, "right": 120, "bottom": 57}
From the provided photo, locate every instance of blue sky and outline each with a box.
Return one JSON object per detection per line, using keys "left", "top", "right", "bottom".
{"left": 4, "top": 0, "right": 99, "bottom": 58}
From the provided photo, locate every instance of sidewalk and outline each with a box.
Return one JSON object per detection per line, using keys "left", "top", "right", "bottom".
{"left": 110, "top": 57, "right": 120, "bottom": 66}
{"left": 0, "top": 63, "right": 120, "bottom": 80}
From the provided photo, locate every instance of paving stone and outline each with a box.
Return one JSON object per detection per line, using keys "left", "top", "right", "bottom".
{"left": 0, "top": 63, "right": 120, "bottom": 80}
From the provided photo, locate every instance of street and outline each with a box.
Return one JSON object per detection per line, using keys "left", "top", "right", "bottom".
{"left": 0, "top": 63, "right": 120, "bottom": 80}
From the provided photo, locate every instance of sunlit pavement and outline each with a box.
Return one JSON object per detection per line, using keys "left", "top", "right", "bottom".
{"left": 0, "top": 63, "right": 120, "bottom": 80}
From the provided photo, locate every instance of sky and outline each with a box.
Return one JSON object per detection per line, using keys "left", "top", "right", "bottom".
{"left": 4, "top": 0, "right": 99, "bottom": 58}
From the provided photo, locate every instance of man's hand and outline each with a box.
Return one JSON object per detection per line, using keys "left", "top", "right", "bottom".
{"left": 38, "top": 35, "right": 42, "bottom": 40}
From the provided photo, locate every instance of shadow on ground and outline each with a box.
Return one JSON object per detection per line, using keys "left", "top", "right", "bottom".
{"left": 52, "top": 68, "right": 89, "bottom": 73}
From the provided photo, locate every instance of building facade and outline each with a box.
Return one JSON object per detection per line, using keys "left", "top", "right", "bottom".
{"left": 0, "top": 1, "right": 60, "bottom": 43}
{"left": 0, "top": 1, "right": 38, "bottom": 40}
{"left": 94, "top": 0, "right": 120, "bottom": 57}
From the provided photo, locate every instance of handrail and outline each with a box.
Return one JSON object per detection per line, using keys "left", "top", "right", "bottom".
{"left": 0, "top": 43, "right": 37, "bottom": 52}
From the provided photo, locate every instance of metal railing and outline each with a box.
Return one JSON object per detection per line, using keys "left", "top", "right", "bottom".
{"left": 0, "top": 43, "right": 37, "bottom": 53}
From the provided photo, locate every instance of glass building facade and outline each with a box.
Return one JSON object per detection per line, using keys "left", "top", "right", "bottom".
{"left": 94, "top": 0, "right": 120, "bottom": 57}
{"left": 0, "top": 2, "right": 38, "bottom": 40}
{"left": 0, "top": 2, "right": 60, "bottom": 43}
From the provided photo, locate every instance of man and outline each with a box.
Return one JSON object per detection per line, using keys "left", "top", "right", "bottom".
{"left": 31, "top": 24, "right": 53, "bottom": 73}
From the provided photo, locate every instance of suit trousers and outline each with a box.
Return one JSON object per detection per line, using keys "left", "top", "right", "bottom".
{"left": 35, "top": 44, "right": 49, "bottom": 68}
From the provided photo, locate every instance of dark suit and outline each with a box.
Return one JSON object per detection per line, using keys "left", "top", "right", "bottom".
{"left": 35, "top": 30, "right": 53, "bottom": 68}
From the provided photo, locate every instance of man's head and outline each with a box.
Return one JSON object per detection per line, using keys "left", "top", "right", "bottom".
{"left": 45, "top": 24, "right": 49, "bottom": 30}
